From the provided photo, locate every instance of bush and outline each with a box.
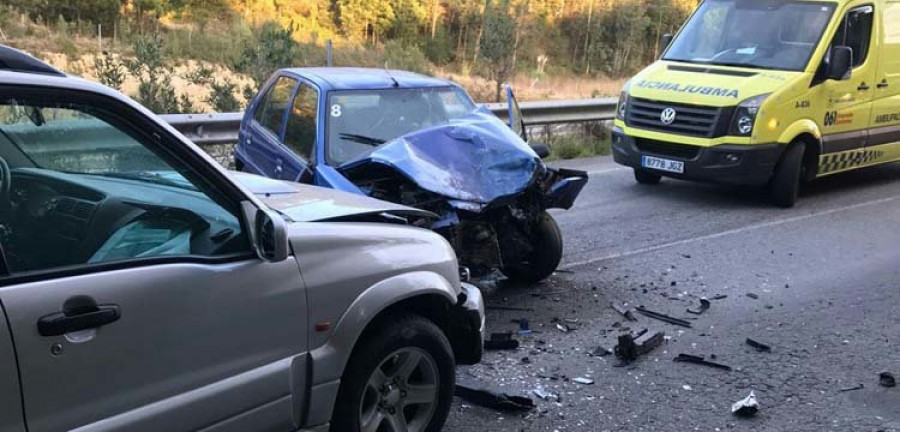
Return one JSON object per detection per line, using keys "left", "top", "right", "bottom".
{"left": 234, "top": 21, "right": 297, "bottom": 90}
{"left": 546, "top": 134, "right": 611, "bottom": 160}
{"left": 185, "top": 65, "right": 241, "bottom": 112}
{"left": 381, "top": 40, "right": 431, "bottom": 74}
{"left": 94, "top": 51, "right": 126, "bottom": 90}
{"left": 422, "top": 32, "right": 454, "bottom": 66}
{"left": 125, "top": 33, "right": 186, "bottom": 114}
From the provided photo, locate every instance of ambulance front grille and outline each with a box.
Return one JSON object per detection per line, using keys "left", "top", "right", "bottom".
{"left": 626, "top": 98, "right": 727, "bottom": 138}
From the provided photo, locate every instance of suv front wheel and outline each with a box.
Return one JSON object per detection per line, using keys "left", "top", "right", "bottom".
{"left": 332, "top": 314, "right": 454, "bottom": 432}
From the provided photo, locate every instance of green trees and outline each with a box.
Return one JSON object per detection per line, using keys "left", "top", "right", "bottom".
{"left": 5, "top": 0, "right": 701, "bottom": 107}
{"left": 478, "top": 1, "right": 516, "bottom": 101}
{"left": 234, "top": 21, "right": 298, "bottom": 90}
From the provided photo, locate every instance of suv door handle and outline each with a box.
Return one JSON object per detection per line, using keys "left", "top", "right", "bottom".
{"left": 877, "top": 81, "right": 889, "bottom": 89}
{"left": 38, "top": 296, "right": 121, "bottom": 337}
{"left": 858, "top": 83, "right": 871, "bottom": 91}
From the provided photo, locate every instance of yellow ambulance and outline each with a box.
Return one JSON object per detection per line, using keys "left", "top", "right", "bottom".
{"left": 612, "top": 0, "right": 900, "bottom": 206}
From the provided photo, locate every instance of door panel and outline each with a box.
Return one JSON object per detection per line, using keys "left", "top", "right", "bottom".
{"left": 815, "top": 3, "right": 878, "bottom": 154}
{"left": 870, "top": 1, "right": 900, "bottom": 145}
{"left": 247, "top": 77, "right": 299, "bottom": 178}
{"left": 281, "top": 83, "right": 319, "bottom": 182}
{"left": 0, "top": 302, "right": 25, "bottom": 432}
{"left": 505, "top": 86, "right": 527, "bottom": 141}
{"left": 1, "top": 260, "right": 306, "bottom": 432}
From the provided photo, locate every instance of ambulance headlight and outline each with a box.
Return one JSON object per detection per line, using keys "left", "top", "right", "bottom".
{"left": 617, "top": 82, "right": 631, "bottom": 121}
{"left": 730, "top": 94, "right": 770, "bottom": 136}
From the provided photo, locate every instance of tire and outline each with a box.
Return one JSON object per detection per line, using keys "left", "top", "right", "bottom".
{"left": 233, "top": 156, "right": 245, "bottom": 172}
{"left": 634, "top": 168, "right": 662, "bottom": 185}
{"left": 331, "top": 314, "right": 455, "bottom": 432}
{"left": 769, "top": 143, "right": 804, "bottom": 208}
{"left": 502, "top": 211, "right": 563, "bottom": 283}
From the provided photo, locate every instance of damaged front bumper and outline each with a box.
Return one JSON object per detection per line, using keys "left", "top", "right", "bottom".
{"left": 448, "top": 282, "right": 485, "bottom": 365}
{"left": 543, "top": 168, "right": 589, "bottom": 210}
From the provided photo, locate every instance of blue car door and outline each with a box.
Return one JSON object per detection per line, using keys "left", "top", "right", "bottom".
{"left": 505, "top": 85, "right": 528, "bottom": 141}
{"left": 279, "top": 81, "right": 319, "bottom": 182}
{"left": 243, "top": 76, "right": 299, "bottom": 178}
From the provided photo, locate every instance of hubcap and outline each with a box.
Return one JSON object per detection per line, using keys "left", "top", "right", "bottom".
{"left": 359, "top": 347, "right": 439, "bottom": 432}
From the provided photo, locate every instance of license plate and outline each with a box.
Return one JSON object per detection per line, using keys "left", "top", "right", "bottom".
{"left": 641, "top": 155, "right": 684, "bottom": 174}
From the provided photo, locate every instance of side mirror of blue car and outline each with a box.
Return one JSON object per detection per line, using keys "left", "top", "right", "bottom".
{"left": 530, "top": 143, "right": 551, "bottom": 159}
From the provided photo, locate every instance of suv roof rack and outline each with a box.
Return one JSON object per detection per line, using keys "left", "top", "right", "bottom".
{"left": 0, "top": 45, "right": 65, "bottom": 77}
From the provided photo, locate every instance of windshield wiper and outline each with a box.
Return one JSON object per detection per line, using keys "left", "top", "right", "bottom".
{"left": 339, "top": 133, "right": 386, "bottom": 146}
{"left": 705, "top": 62, "right": 768, "bottom": 70}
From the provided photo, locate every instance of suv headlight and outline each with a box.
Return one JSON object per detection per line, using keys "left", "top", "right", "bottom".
{"left": 617, "top": 90, "right": 630, "bottom": 121}
{"left": 730, "top": 94, "right": 770, "bottom": 136}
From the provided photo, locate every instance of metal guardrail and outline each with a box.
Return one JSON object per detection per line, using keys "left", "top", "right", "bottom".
{"left": 161, "top": 98, "right": 618, "bottom": 146}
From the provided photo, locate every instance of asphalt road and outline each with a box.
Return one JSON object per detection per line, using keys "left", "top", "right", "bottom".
{"left": 445, "top": 156, "right": 900, "bottom": 432}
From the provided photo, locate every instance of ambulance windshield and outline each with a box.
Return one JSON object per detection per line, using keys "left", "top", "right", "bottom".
{"left": 664, "top": 0, "right": 836, "bottom": 72}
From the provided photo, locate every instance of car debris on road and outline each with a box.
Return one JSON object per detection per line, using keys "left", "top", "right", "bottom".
{"left": 635, "top": 306, "right": 693, "bottom": 328}
{"left": 484, "top": 332, "right": 519, "bottom": 350}
{"left": 686, "top": 297, "right": 711, "bottom": 315}
{"left": 731, "top": 391, "right": 759, "bottom": 417}
{"left": 455, "top": 379, "right": 535, "bottom": 412}
{"left": 880, "top": 372, "right": 897, "bottom": 388}
{"left": 839, "top": 383, "right": 865, "bottom": 392}
{"left": 614, "top": 329, "right": 665, "bottom": 362}
{"left": 745, "top": 338, "right": 772, "bottom": 352}
{"left": 610, "top": 301, "right": 638, "bottom": 321}
{"left": 673, "top": 353, "right": 732, "bottom": 371}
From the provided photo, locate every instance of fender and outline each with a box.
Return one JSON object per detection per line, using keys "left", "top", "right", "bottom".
{"left": 303, "top": 271, "right": 457, "bottom": 427}
{"left": 309, "top": 270, "right": 456, "bottom": 382}
{"left": 779, "top": 119, "right": 822, "bottom": 152}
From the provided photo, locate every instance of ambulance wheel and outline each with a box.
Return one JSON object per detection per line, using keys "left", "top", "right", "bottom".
{"left": 634, "top": 168, "right": 662, "bottom": 185}
{"left": 769, "top": 143, "right": 804, "bottom": 208}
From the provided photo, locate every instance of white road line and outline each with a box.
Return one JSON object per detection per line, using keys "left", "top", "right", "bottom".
{"left": 560, "top": 195, "right": 900, "bottom": 269}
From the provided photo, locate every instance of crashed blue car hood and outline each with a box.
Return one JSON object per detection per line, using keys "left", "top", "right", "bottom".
{"left": 339, "top": 111, "right": 540, "bottom": 206}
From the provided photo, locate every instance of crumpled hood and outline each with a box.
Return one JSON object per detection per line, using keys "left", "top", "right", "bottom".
{"left": 339, "top": 111, "right": 540, "bottom": 206}
{"left": 229, "top": 171, "right": 433, "bottom": 222}
{"left": 630, "top": 61, "right": 801, "bottom": 106}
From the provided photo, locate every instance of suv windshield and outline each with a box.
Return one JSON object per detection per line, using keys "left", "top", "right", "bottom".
{"left": 664, "top": 0, "right": 835, "bottom": 71}
{"left": 326, "top": 87, "right": 477, "bottom": 165}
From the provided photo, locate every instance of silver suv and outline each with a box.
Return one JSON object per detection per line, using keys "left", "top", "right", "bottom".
{"left": 0, "top": 46, "right": 483, "bottom": 432}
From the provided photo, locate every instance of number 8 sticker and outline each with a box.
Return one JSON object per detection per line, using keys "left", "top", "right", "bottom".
{"left": 330, "top": 104, "right": 342, "bottom": 117}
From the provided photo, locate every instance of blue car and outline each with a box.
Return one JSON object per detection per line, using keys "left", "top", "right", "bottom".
{"left": 237, "top": 67, "right": 588, "bottom": 282}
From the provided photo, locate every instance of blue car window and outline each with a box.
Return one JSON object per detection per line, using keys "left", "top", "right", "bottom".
{"left": 255, "top": 76, "right": 297, "bottom": 138}
{"left": 283, "top": 84, "right": 318, "bottom": 161}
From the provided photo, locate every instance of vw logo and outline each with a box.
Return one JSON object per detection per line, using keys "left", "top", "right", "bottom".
{"left": 660, "top": 108, "right": 677, "bottom": 125}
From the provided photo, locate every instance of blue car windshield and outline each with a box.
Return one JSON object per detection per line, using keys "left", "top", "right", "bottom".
{"left": 326, "top": 87, "right": 477, "bottom": 165}
{"left": 663, "top": 0, "right": 835, "bottom": 71}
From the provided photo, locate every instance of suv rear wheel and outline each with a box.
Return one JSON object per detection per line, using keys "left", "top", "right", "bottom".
{"left": 332, "top": 314, "right": 454, "bottom": 432}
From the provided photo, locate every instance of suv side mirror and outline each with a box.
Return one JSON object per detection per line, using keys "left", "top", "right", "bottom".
{"left": 661, "top": 34, "right": 674, "bottom": 53}
{"left": 828, "top": 46, "right": 853, "bottom": 81}
{"left": 530, "top": 143, "right": 551, "bottom": 159}
{"left": 242, "top": 202, "right": 289, "bottom": 262}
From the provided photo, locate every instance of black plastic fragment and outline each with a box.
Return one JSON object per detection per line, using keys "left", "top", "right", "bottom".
{"left": 455, "top": 379, "right": 535, "bottom": 412}
{"left": 746, "top": 338, "right": 771, "bottom": 352}
{"left": 484, "top": 332, "right": 519, "bottom": 350}
{"left": 673, "top": 353, "right": 732, "bottom": 371}
{"left": 686, "top": 298, "right": 711, "bottom": 315}
{"left": 634, "top": 307, "right": 692, "bottom": 328}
